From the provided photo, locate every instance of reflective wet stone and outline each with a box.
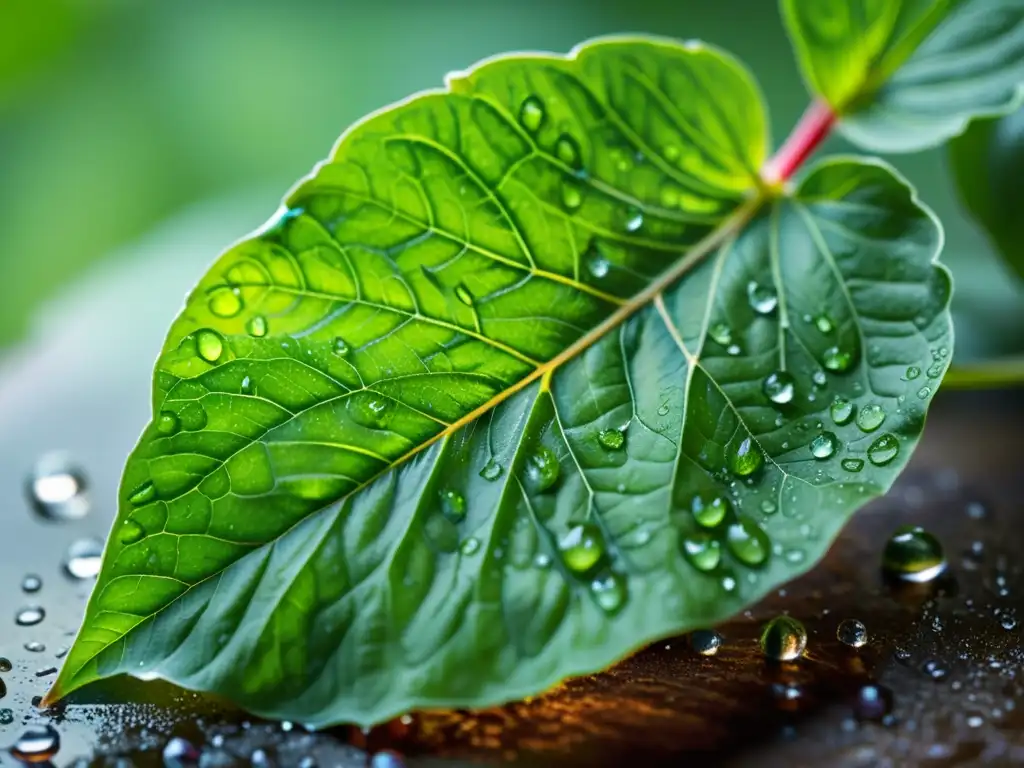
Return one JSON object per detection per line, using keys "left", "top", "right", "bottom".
{"left": 762, "top": 371, "right": 795, "bottom": 405}
{"left": 725, "top": 518, "right": 770, "bottom": 567}
{"left": 15, "top": 605, "right": 45, "bottom": 627}
{"left": 810, "top": 431, "right": 838, "bottom": 460}
{"left": 837, "top": 618, "right": 868, "bottom": 648}
{"left": 26, "top": 453, "right": 89, "bottom": 522}
{"left": 9, "top": 725, "right": 60, "bottom": 763}
{"left": 856, "top": 403, "right": 886, "bottom": 432}
{"left": 728, "top": 436, "right": 763, "bottom": 477}
{"left": 689, "top": 628, "right": 723, "bottom": 656}
{"left": 868, "top": 433, "right": 900, "bottom": 466}
{"left": 21, "top": 574, "right": 42, "bottom": 593}
{"left": 162, "top": 736, "right": 200, "bottom": 767}
{"left": 830, "top": 398, "right": 855, "bottom": 426}
{"left": 854, "top": 684, "right": 893, "bottom": 721}
{"left": 63, "top": 538, "right": 104, "bottom": 580}
{"left": 559, "top": 523, "right": 606, "bottom": 575}
{"left": 589, "top": 572, "right": 627, "bottom": 615}
{"left": 882, "top": 525, "right": 946, "bottom": 583}
{"left": 760, "top": 616, "right": 807, "bottom": 661}
{"left": 691, "top": 493, "right": 730, "bottom": 529}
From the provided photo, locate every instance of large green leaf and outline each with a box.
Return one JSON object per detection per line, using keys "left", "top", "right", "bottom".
{"left": 49, "top": 37, "right": 952, "bottom": 727}
{"left": 949, "top": 105, "right": 1024, "bottom": 280}
{"left": 782, "top": 0, "right": 1024, "bottom": 153}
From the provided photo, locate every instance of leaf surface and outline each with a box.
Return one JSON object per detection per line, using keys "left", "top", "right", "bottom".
{"left": 782, "top": 0, "right": 1024, "bottom": 152}
{"left": 50, "top": 37, "right": 952, "bottom": 727}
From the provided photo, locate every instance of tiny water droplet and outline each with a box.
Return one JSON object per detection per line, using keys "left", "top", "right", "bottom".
{"left": 597, "top": 428, "right": 625, "bottom": 451}
{"left": 726, "top": 517, "right": 770, "bottom": 567}
{"left": 883, "top": 525, "right": 946, "bottom": 582}
{"left": 479, "top": 459, "right": 503, "bottom": 481}
{"left": 10, "top": 725, "right": 60, "bottom": 763}
{"left": 760, "top": 499, "right": 777, "bottom": 515}
{"left": 525, "top": 446, "right": 560, "bottom": 492}
{"left": 856, "top": 404, "right": 886, "bottom": 432}
{"left": 728, "top": 437, "right": 763, "bottom": 477}
{"left": 26, "top": 453, "right": 89, "bottom": 522}
{"left": 561, "top": 181, "right": 582, "bottom": 211}
{"left": 917, "top": 386, "right": 931, "bottom": 399}
{"left": 162, "top": 736, "right": 200, "bottom": 767}
{"left": 904, "top": 366, "right": 920, "bottom": 380}
{"left": 128, "top": 481, "right": 156, "bottom": 506}
{"left": 439, "top": 489, "right": 466, "bottom": 523}
{"left": 208, "top": 287, "right": 243, "bottom": 318}
{"left": 63, "top": 538, "right": 103, "bottom": 580}
{"left": 554, "top": 133, "right": 581, "bottom": 168}
{"left": 519, "top": 96, "right": 545, "bottom": 132}
{"left": 454, "top": 283, "right": 474, "bottom": 306}
{"left": 747, "top": 281, "right": 778, "bottom": 314}
{"left": 709, "top": 323, "right": 732, "bottom": 347}
{"left": 689, "top": 628, "right": 723, "bottom": 656}
{"left": 814, "top": 314, "right": 834, "bottom": 334}
{"left": 823, "top": 346, "right": 854, "bottom": 373}
{"left": 691, "top": 493, "right": 730, "bottom": 529}
{"left": 625, "top": 208, "right": 643, "bottom": 233}
{"left": 854, "top": 684, "right": 893, "bottom": 721}
{"left": 584, "top": 243, "right": 610, "bottom": 279}
{"left": 156, "top": 411, "right": 180, "bottom": 436}
{"left": 460, "top": 537, "right": 480, "bottom": 556}
{"left": 119, "top": 519, "right": 146, "bottom": 545}
{"left": 15, "top": 606, "right": 45, "bottom": 627}
{"left": 559, "top": 523, "right": 606, "bottom": 575}
{"left": 762, "top": 371, "right": 795, "bottom": 405}
{"left": 830, "top": 398, "right": 855, "bottom": 426}
{"left": 246, "top": 315, "right": 268, "bottom": 337}
{"left": 810, "top": 431, "right": 838, "bottom": 460}
{"left": 21, "top": 575, "right": 41, "bottom": 593}
{"left": 195, "top": 329, "right": 224, "bottom": 363}
{"left": 726, "top": 343, "right": 741, "bottom": 356}
{"left": 681, "top": 533, "right": 721, "bottom": 572}
{"left": 837, "top": 618, "right": 868, "bottom": 648}
{"left": 760, "top": 616, "right": 807, "bottom": 662}
{"left": 589, "top": 571, "right": 627, "bottom": 614}
{"left": 24, "top": 641, "right": 45, "bottom": 653}
{"left": 811, "top": 370, "right": 827, "bottom": 387}
{"left": 841, "top": 457, "right": 864, "bottom": 472}
{"left": 867, "top": 433, "right": 899, "bottom": 466}
{"left": 332, "top": 337, "right": 351, "bottom": 356}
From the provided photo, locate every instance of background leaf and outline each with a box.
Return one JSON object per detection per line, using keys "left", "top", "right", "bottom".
{"left": 50, "top": 39, "right": 951, "bottom": 727}
{"left": 782, "top": 0, "right": 1024, "bottom": 153}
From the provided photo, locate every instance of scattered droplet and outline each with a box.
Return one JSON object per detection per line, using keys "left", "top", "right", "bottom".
{"left": 689, "top": 628, "right": 723, "bottom": 656}
{"left": 207, "top": 287, "right": 243, "bottom": 318}
{"left": 830, "top": 398, "right": 855, "bottom": 426}
{"left": 691, "top": 493, "right": 730, "bottom": 529}
{"left": 747, "top": 282, "right": 778, "bottom": 314}
{"left": 525, "top": 446, "right": 560, "bottom": 492}
{"left": 867, "top": 433, "right": 900, "bottom": 466}
{"left": 21, "top": 575, "right": 41, "bottom": 594}
{"left": 128, "top": 480, "right": 156, "bottom": 506}
{"left": 760, "top": 616, "right": 807, "bottom": 661}
{"left": 519, "top": 96, "right": 545, "bottom": 132}
{"left": 922, "top": 659, "right": 947, "bottom": 681}
{"left": 762, "top": 371, "right": 795, "bottom": 405}
{"left": 854, "top": 684, "right": 893, "bottom": 721}
{"left": 841, "top": 458, "right": 864, "bottom": 472}
{"left": 119, "top": 519, "right": 146, "bottom": 545}
{"left": 856, "top": 404, "right": 886, "bottom": 432}
{"left": 726, "top": 518, "right": 770, "bottom": 567}
{"left": 681, "top": 533, "right": 721, "bottom": 572}
{"left": 454, "top": 283, "right": 474, "bottom": 306}
{"left": 709, "top": 323, "right": 733, "bottom": 347}
{"left": 332, "top": 337, "right": 350, "bottom": 356}
{"left": 814, "top": 314, "right": 834, "bottom": 334}
{"left": 10, "top": 725, "right": 60, "bottom": 764}
{"left": 882, "top": 525, "right": 946, "bottom": 583}
{"left": 589, "top": 572, "right": 627, "bottom": 614}
{"left": 917, "top": 386, "right": 931, "bottom": 399}
{"left": 812, "top": 370, "right": 827, "bottom": 387}
{"left": 479, "top": 459, "right": 503, "bottom": 481}
{"left": 624, "top": 208, "right": 643, "bottom": 233}
{"left": 26, "top": 453, "right": 89, "bottom": 522}
{"left": 63, "top": 538, "right": 103, "bottom": 580}
{"left": 810, "top": 431, "right": 838, "bottom": 460}
{"left": 597, "top": 428, "right": 625, "bottom": 451}
{"left": 559, "top": 523, "right": 606, "bottom": 575}
{"left": 822, "top": 346, "right": 854, "bottom": 373}
{"left": 156, "top": 411, "right": 180, "bottom": 436}
{"left": 439, "top": 489, "right": 466, "bottom": 523}
{"left": 24, "top": 641, "right": 45, "bottom": 653}
{"left": 0, "top": 659, "right": 10, "bottom": 672}
{"left": 246, "top": 315, "right": 268, "bottom": 337}
{"left": 195, "top": 329, "right": 224, "bottom": 363}
{"left": 561, "top": 181, "right": 582, "bottom": 211}
{"left": 728, "top": 437, "right": 763, "bottom": 477}
{"left": 15, "top": 606, "right": 45, "bottom": 627}
{"left": 904, "top": 366, "right": 921, "bottom": 380}
{"left": 460, "top": 537, "right": 480, "bottom": 556}
{"left": 837, "top": 619, "right": 868, "bottom": 648}
{"left": 554, "top": 133, "right": 581, "bottom": 169}
{"left": 162, "top": 736, "right": 200, "bottom": 768}
{"left": 585, "top": 244, "right": 610, "bottom": 279}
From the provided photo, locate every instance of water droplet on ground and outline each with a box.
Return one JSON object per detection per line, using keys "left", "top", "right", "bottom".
{"left": 728, "top": 437, "right": 762, "bottom": 477}
{"left": 837, "top": 618, "right": 867, "bottom": 648}
{"left": 856, "top": 404, "right": 886, "bottom": 432}
{"left": 26, "top": 454, "right": 89, "bottom": 522}
{"left": 519, "top": 96, "right": 545, "bottom": 132}
{"left": 747, "top": 282, "right": 778, "bottom": 314}
{"left": 479, "top": 459, "right": 503, "bottom": 481}
{"left": 195, "top": 329, "right": 224, "bottom": 363}
{"left": 0, "top": 659, "right": 10, "bottom": 672}
{"left": 691, "top": 493, "right": 730, "bottom": 529}
{"left": 559, "top": 523, "right": 606, "bottom": 575}
{"left": 21, "top": 575, "right": 41, "bottom": 593}
{"left": 681, "top": 533, "right": 722, "bottom": 572}
{"left": 15, "top": 606, "right": 45, "bottom": 627}
{"left": 370, "top": 750, "right": 407, "bottom": 768}
{"left": 525, "top": 446, "right": 560, "bottom": 492}
{"left": 762, "top": 371, "right": 795, "bottom": 405}
{"left": 597, "top": 428, "right": 625, "bottom": 451}
{"left": 760, "top": 616, "right": 807, "bottom": 661}
{"left": 10, "top": 725, "right": 60, "bottom": 763}
{"left": 689, "top": 628, "right": 723, "bottom": 656}
{"left": 725, "top": 518, "right": 770, "bottom": 566}
{"left": 810, "top": 431, "right": 838, "bottom": 460}
{"left": 246, "top": 315, "right": 268, "bottom": 337}
{"left": 63, "top": 538, "right": 103, "bottom": 580}
{"left": 867, "top": 433, "right": 900, "bottom": 466}
{"left": 882, "top": 525, "right": 946, "bottom": 582}
{"left": 162, "top": 736, "right": 200, "bottom": 767}
{"left": 922, "top": 658, "right": 947, "bottom": 681}
{"left": 24, "top": 641, "right": 45, "bottom": 653}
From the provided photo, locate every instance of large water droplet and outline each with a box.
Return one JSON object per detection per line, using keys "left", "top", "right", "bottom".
{"left": 208, "top": 287, "right": 243, "bottom": 318}
{"left": 830, "top": 398, "right": 855, "bottom": 426}
{"left": 439, "top": 489, "right": 466, "bottom": 523}
{"left": 856, "top": 403, "right": 886, "bottom": 432}
{"left": 822, "top": 346, "right": 854, "bottom": 373}
{"left": 689, "top": 628, "right": 723, "bottom": 656}
{"left": 559, "top": 523, "right": 606, "bottom": 575}
{"left": 837, "top": 618, "right": 868, "bottom": 648}
{"left": 156, "top": 411, "right": 180, "bottom": 436}
{"left": 726, "top": 518, "right": 770, "bottom": 567}
{"left": 747, "top": 281, "right": 778, "bottom": 314}
{"left": 15, "top": 606, "right": 45, "bottom": 627}
{"left": 519, "top": 96, "right": 545, "bottom": 132}
{"left": 883, "top": 525, "right": 946, "bottom": 582}
{"left": 26, "top": 453, "right": 89, "bottom": 522}
{"left": 454, "top": 283, "right": 474, "bottom": 306}
{"left": 762, "top": 371, "right": 795, "bottom": 405}
{"left": 128, "top": 481, "right": 156, "bottom": 506}
{"left": 21, "top": 575, "right": 41, "bottom": 594}
{"left": 119, "top": 519, "right": 146, "bottom": 545}
{"left": 841, "top": 457, "right": 864, "bottom": 472}
{"left": 10, "top": 725, "right": 60, "bottom": 763}
{"left": 196, "top": 329, "right": 224, "bottom": 363}
{"left": 162, "top": 736, "right": 200, "bottom": 768}
{"left": 691, "top": 493, "right": 730, "bottom": 529}
{"left": 810, "top": 431, "right": 838, "bottom": 460}
{"left": 589, "top": 571, "right": 627, "bottom": 614}
{"left": 246, "top": 315, "right": 268, "bottom": 338}
{"left": 525, "top": 446, "right": 560, "bottom": 492}
{"left": 597, "top": 428, "right": 625, "bottom": 451}
{"left": 760, "top": 616, "right": 807, "bottom": 661}
{"left": 63, "top": 538, "right": 103, "bottom": 580}
{"left": 867, "top": 433, "right": 900, "bottom": 466}
{"left": 479, "top": 459, "right": 503, "bottom": 481}
{"left": 554, "top": 133, "right": 581, "bottom": 169}
{"left": 728, "top": 437, "right": 763, "bottom": 477}
{"left": 681, "top": 533, "right": 721, "bottom": 572}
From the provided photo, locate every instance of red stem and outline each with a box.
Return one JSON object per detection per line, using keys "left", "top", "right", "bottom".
{"left": 762, "top": 99, "right": 836, "bottom": 184}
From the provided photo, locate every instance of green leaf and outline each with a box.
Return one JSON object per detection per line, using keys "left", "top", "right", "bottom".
{"left": 49, "top": 37, "right": 952, "bottom": 728}
{"left": 782, "top": 0, "right": 1024, "bottom": 153}
{"left": 949, "top": 105, "right": 1024, "bottom": 280}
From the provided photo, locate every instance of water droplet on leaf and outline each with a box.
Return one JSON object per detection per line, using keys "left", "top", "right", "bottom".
{"left": 119, "top": 519, "right": 146, "bottom": 545}
{"left": 760, "top": 616, "right": 807, "bottom": 661}
{"left": 883, "top": 525, "right": 946, "bottom": 582}
{"left": 814, "top": 314, "right": 834, "bottom": 334}
{"left": 128, "top": 481, "right": 156, "bottom": 506}
{"left": 333, "top": 337, "right": 350, "bottom": 356}
{"left": 590, "top": 572, "right": 627, "bottom": 614}
{"left": 726, "top": 518, "right": 770, "bottom": 567}
{"left": 63, "top": 538, "right": 103, "bottom": 580}
{"left": 156, "top": 411, "right": 180, "bottom": 436}
{"left": 830, "top": 398, "right": 855, "bottom": 426}
{"left": 479, "top": 459, "right": 502, "bottom": 481}
{"left": 519, "top": 96, "right": 544, "bottom": 132}
{"left": 905, "top": 366, "right": 920, "bottom": 380}
{"left": 837, "top": 618, "right": 868, "bottom": 648}
{"left": 868, "top": 433, "right": 899, "bottom": 466}
{"left": 525, "top": 446, "right": 560, "bottom": 492}
{"left": 597, "top": 428, "right": 625, "bottom": 451}
{"left": 625, "top": 208, "right": 643, "bottom": 233}
{"left": 454, "top": 283, "right": 474, "bottom": 306}
{"left": 747, "top": 281, "right": 778, "bottom": 314}
{"left": 208, "top": 287, "right": 242, "bottom": 318}
{"left": 841, "top": 458, "right": 864, "bottom": 472}
{"left": 561, "top": 181, "right": 582, "bottom": 211}
{"left": 196, "top": 329, "right": 224, "bottom": 363}
{"left": 810, "top": 431, "right": 838, "bottom": 460}
{"left": 246, "top": 315, "right": 267, "bottom": 337}
{"left": 823, "top": 346, "right": 854, "bottom": 373}
{"left": 709, "top": 323, "right": 732, "bottom": 347}
{"left": 554, "top": 133, "right": 581, "bottom": 168}
{"left": 681, "top": 533, "right": 721, "bottom": 572}
{"left": 439, "top": 489, "right": 466, "bottom": 523}
{"left": 559, "top": 523, "right": 605, "bottom": 575}
{"left": 762, "top": 371, "right": 795, "bottom": 405}
{"left": 460, "top": 537, "right": 480, "bottom": 556}
{"left": 856, "top": 404, "right": 886, "bottom": 432}
{"left": 728, "top": 437, "right": 762, "bottom": 477}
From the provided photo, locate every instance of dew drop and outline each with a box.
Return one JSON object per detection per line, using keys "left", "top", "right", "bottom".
{"left": 760, "top": 616, "right": 807, "bottom": 661}
{"left": 21, "top": 575, "right": 41, "bottom": 594}
{"left": 561, "top": 181, "right": 582, "bottom": 211}
{"left": 332, "top": 337, "right": 350, "bottom": 356}
{"left": 689, "top": 628, "right": 723, "bottom": 656}
{"left": 810, "top": 431, "right": 838, "bottom": 460}
{"left": 625, "top": 208, "right": 643, "bottom": 233}
{"left": 747, "top": 281, "right": 778, "bottom": 314}
{"left": 597, "top": 428, "right": 625, "bottom": 451}
{"left": 917, "top": 386, "right": 932, "bottom": 399}
{"left": 841, "top": 457, "right": 864, "bottom": 473}
{"left": 207, "top": 287, "right": 243, "bottom": 318}
{"left": 812, "top": 370, "right": 827, "bottom": 387}
{"left": 822, "top": 346, "right": 854, "bottom": 373}
{"left": 195, "top": 329, "right": 224, "bottom": 363}
{"left": 867, "top": 433, "right": 900, "bottom": 466}
{"left": 856, "top": 404, "right": 886, "bottom": 432}
{"left": 691, "top": 493, "right": 730, "bottom": 529}
{"left": 590, "top": 571, "right": 627, "bottom": 614}
{"left": 156, "top": 411, "right": 180, "bottom": 436}
{"left": 584, "top": 243, "right": 610, "bottom": 279}
{"left": 726, "top": 518, "right": 770, "bottom": 567}
{"left": 760, "top": 499, "right": 777, "bottom": 515}
{"left": 558, "top": 523, "right": 606, "bottom": 575}
{"left": 554, "top": 133, "right": 581, "bottom": 169}
{"left": 854, "top": 684, "right": 893, "bottom": 721}
{"left": 837, "top": 618, "right": 868, "bottom": 648}
{"left": 709, "top": 322, "right": 733, "bottom": 347}
{"left": 681, "top": 532, "right": 722, "bottom": 572}
{"left": 128, "top": 481, "right": 156, "bottom": 506}
{"left": 246, "top": 315, "right": 268, "bottom": 337}
{"left": 162, "top": 736, "right": 200, "bottom": 767}
{"left": 883, "top": 525, "right": 946, "bottom": 582}
{"left": 830, "top": 398, "right": 855, "bottom": 426}
{"left": 439, "top": 489, "right": 466, "bottom": 523}
{"left": 460, "top": 537, "right": 480, "bottom": 556}
{"left": 905, "top": 365, "right": 921, "bottom": 380}
{"left": 119, "top": 519, "right": 146, "bottom": 545}
{"left": 15, "top": 606, "right": 45, "bottom": 627}
{"left": 454, "top": 283, "right": 474, "bottom": 306}
{"left": 762, "top": 371, "right": 795, "bottom": 405}
{"left": 26, "top": 453, "right": 89, "bottom": 522}
{"left": 479, "top": 459, "right": 503, "bottom": 481}
{"left": 519, "top": 96, "right": 544, "bottom": 132}
{"left": 240, "top": 375, "right": 254, "bottom": 396}
{"left": 63, "top": 538, "right": 103, "bottom": 580}
{"left": 24, "top": 641, "right": 45, "bottom": 653}
{"left": 728, "top": 436, "right": 763, "bottom": 477}
{"left": 10, "top": 725, "right": 60, "bottom": 764}
{"left": 814, "top": 314, "right": 834, "bottom": 334}
{"left": 525, "top": 446, "right": 560, "bottom": 492}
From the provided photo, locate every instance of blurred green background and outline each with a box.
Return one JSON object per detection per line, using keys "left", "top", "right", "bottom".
{"left": 2, "top": 0, "right": 1022, "bottom": 359}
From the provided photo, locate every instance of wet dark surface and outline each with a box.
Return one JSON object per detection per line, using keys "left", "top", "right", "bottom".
{"left": 0, "top": 203, "right": 1022, "bottom": 766}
